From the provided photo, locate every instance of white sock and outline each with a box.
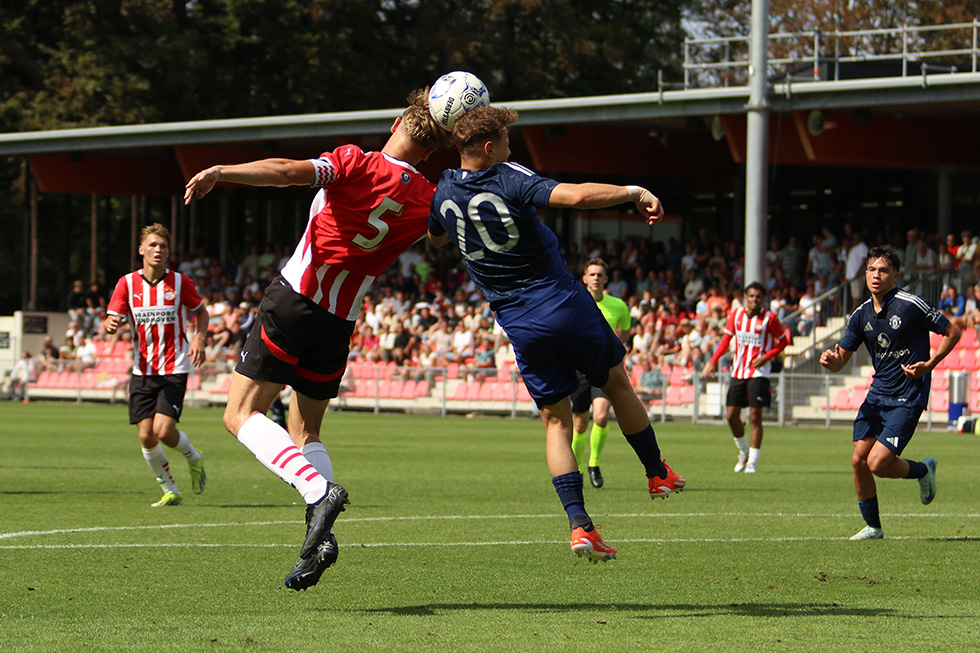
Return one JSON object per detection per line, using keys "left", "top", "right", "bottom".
{"left": 236, "top": 413, "right": 328, "bottom": 504}
{"left": 143, "top": 444, "right": 179, "bottom": 494}
{"left": 302, "top": 442, "right": 334, "bottom": 482}
{"left": 171, "top": 430, "right": 201, "bottom": 465}
{"left": 748, "top": 447, "right": 761, "bottom": 466}
{"left": 733, "top": 436, "right": 750, "bottom": 458}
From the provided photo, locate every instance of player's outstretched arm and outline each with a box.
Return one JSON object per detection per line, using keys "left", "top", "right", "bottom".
{"left": 548, "top": 183, "right": 664, "bottom": 225}
{"left": 184, "top": 159, "right": 317, "bottom": 205}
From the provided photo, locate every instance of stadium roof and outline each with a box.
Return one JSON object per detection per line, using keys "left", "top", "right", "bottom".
{"left": 2, "top": 71, "right": 980, "bottom": 194}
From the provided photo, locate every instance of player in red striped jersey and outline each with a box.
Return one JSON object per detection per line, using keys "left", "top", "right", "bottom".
{"left": 702, "top": 282, "right": 789, "bottom": 474}
{"left": 104, "top": 223, "right": 209, "bottom": 507}
{"left": 183, "top": 88, "right": 449, "bottom": 590}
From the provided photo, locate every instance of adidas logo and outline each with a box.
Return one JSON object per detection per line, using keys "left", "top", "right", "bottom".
{"left": 864, "top": 322, "right": 874, "bottom": 332}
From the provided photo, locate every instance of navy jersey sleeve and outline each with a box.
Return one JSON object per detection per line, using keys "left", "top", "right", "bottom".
{"left": 918, "top": 301, "right": 950, "bottom": 335}
{"left": 427, "top": 209, "right": 446, "bottom": 236}
{"left": 505, "top": 162, "right": 559, "bottom": 209}
{"left": 838, "top": 308, "right": 864, "bottom": 352}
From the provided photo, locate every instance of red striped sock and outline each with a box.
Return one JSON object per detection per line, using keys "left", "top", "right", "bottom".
{"left": 237, "top": 413, "right": 328, "bottom": 504}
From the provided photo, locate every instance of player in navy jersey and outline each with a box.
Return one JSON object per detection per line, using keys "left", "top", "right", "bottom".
{"left": 820, "top": 246, "right": 960, "bottom": 540}
{"left": 427, "top": 106, "right": 685, "bottom": 563}
{"left": 185, "top": 88, "right": 449, "bottom": 589}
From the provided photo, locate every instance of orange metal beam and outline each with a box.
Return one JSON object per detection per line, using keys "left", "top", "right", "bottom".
{"left": 28, "top": 153, "right": 184, "bottom": 195}
{"left": 522, "top": 125, "right": 735, "bottom": 178}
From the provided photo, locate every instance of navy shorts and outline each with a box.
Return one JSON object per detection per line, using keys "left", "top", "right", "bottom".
{"left": 129, "top": 373, "right": 187, "bottom": 424}
{"left": 498, "top": 285, "right": 625, "bottom": 408}
{"left": 853, "top": 402, "right": 922, "bottom": 455}
{"left": 236, "top": 277, "right": 354, "bottom": 401}
{"left": 726, "top": 377, "right": 771, "bottom": 408}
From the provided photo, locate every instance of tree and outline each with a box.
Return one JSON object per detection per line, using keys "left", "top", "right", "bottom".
{"left": 684, "top": 0, "right": 980, "bottom": 86}
{"left": 0, "top": 0, "right": 693, "bottom": 311}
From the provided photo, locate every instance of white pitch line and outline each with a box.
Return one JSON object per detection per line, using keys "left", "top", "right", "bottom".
{"left": 2, "top": 534, "right": 977, "bottom": 551}
{"left": 2, "top": 511, "right": 978, "bottom": 543}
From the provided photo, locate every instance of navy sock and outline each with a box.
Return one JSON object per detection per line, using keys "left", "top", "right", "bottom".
{"left": 904, "top": 459, "right": 927, "bottom": 479}
{"left": 858, "top": 496, "right": 881, "bottom": 529}
{"left": 623, "top": 426, "right": 667, "bottom": 478}
{"left": 552, "top": 471, "right": 589, "bottom": 527}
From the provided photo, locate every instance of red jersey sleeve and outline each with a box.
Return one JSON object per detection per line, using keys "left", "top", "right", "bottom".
{"left": 107, "top": 276, "right": 130, "bottom": 317}
{"left": 723, "top": 310, "right": 737, "bottom": 336}
{"left": 309, "top": 146, "right": 360, "bottom": 188}
{"left": 180, "top": 275, "right": 204, "bottom": 312}
{"left": 766, "top": 313, "right": 790, "bottom": 356}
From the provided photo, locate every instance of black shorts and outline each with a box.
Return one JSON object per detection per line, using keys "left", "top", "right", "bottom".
{"left": 129, "top": 374, "right": 187, "bottom": 424}
{"left": 570, "top": 371, "right": 608, "bottom": 414}
{"left": 726, "top": 377, "right": 771, "bottom": 408}
{"left": 236, "top": 277, "right": 354, "bottom": 401}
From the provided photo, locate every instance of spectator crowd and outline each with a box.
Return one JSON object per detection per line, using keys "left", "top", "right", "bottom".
{"left": 14, "top": 223, "right": 980, "bottom": 397}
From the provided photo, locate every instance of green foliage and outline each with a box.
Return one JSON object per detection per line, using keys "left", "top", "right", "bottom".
{"left": 1, "top": 0, "right": 691, "bottom": 131}
{"left": 2, "top": 404, "right": 980, "bottom": 651}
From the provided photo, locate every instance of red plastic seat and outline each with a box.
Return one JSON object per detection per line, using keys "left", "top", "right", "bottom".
{"left": 479, "top": 383, "right": 494, "bottom": 401}
{"left": 959, "top": 349, "right": 977, "bottom": 371}
{"left": 451, "top": 382, "right": 468, "bottom": 401}
{"left": 415, "top": 380, "right": 430, "bottom": 397}
{"left": 354, "top": 379, "right": 375, "bottom": 398}
{"left": 465, "top": 383, "right": 481, "bottom": 401}
{"left": 517, "top": 383, "right": 533, "bottom": 402}
{"left": 665, "top": 386, "right": 685, "bottom": 406}
{"left": 679, "top": 385, "right": 695, "bottom": 404}
{"left": 210, "top": 375, "right": 233, "bottom": 394}
{"left": 668, "top": 367, "right": 687, "bottom": 386}
{"left": 400, "top": 380, "right": 417, "bottom": 399}
{"left": 934, "top": 355, "right": 950, "bottom": 371}
{"left": 493, "top": 383, "right": 515, "bottom": 401}
{"left": 959, "top": 329, "right": 977, "bottom": 350}
{"left": 830, "top": 388, "right": 851, "bottom": 410}
{"left": 848, "top": 388, "right": 867, "bottom": 410}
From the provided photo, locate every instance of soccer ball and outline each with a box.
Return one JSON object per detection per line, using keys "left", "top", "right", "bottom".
{"left": 428, "top": 71, "right": 491, "bottom": 132}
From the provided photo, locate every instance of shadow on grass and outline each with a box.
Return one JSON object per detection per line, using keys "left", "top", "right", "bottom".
{"left": 360, "top": 602, "right": 902, "bottom": 618}
{"left": 924, "top": 536, "right": 980, "bottom": 542}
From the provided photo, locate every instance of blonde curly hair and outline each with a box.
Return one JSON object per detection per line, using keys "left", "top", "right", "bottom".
{"left": 401, "top": 88, "right": 452, "bottom": 150}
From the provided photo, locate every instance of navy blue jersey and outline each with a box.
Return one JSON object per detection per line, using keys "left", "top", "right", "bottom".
{"left": 428, "top": 162, "right": 565, "bottom": 309}
{"left": 839, "top": 287, "right": 950, "bottom": 408}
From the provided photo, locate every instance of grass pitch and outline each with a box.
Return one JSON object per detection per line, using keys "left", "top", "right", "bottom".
{"left": 1, "top": 402, "right": 979, "bottom": 652}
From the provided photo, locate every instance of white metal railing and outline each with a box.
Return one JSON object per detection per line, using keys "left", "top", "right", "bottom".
{"left": 677, "top": 20, "right": 980, "bottom": 89}
{"left": 14, "top": 359, "right": 972, "bottom": 430}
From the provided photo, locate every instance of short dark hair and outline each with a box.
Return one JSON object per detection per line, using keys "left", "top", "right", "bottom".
{"left": 745, "top": 281, "right": 767, "bottom": 295}
{"left": 584, "top": 258, "right": 608, "bottom": 273}
{"left": 452, "top": 105, "right": 518, "bottom": 156}
{"left": 865, "top": 245, "right": 901, "bottom": 273}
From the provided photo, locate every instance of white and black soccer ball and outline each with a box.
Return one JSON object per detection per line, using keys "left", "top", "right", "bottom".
{"left": 428, "top": 71, "right": 491, "bottom": 132}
